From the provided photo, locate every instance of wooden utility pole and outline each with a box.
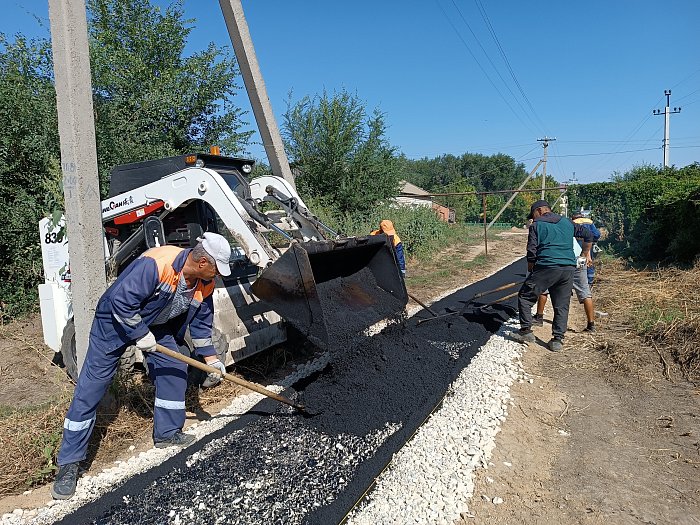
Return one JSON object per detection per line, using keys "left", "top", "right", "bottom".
{"left": 487, "top": 160, "right": 542, "bottom": 230}
{"left": 219, "top": 0, "right": 296, "bottom": 188}
{"left": 48, "top": 0, "right": 107, "bottom": 372}
{"left": 537, "top": 137, "right": 555, "bottom": 199}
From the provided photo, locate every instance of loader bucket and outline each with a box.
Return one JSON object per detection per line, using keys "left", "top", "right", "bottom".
{"left": 251, "top": 234, "right": 408, "bottom": 348}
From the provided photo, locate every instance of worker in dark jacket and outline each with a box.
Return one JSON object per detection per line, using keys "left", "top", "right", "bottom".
{"left": 52, "top": 233, "right": 232, "bottom": 501}
{"left": 512, "top": 200, "right": 593, "bottom": 352}
{"left": 371, "top": 219, "right": 406, "bottom": 275}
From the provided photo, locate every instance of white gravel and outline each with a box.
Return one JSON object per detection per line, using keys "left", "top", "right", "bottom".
{"left": 346, "top": 320, "right": 524, "bottom": 525}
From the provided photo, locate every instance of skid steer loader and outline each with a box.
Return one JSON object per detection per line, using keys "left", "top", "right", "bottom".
{"left": 39, "top": 153, "right": 407, "bottom": 380}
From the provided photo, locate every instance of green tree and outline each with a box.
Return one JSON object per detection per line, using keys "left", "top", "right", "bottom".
{"left": 283, "top": 89, "right": 400, "bottom": 214}
{"left": 88, "top": 0, "right": 252, "bottom": 192}
{"left": 0, "top": 34, "right": 61, "bottom": 318}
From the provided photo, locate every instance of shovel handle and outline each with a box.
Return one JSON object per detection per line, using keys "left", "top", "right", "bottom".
{"left": 154, "top": 344, "right": 306, "bottom": 412}
{"left": 471, "top": 281, "right": 522, "bottom": 301}
{"left": 408, "top": 292, "right": 439, "bottom": 317}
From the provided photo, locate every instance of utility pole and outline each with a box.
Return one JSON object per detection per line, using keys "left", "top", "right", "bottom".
{"left": 653, "top": 90, "right": 681, "bottom": 167}
{"left": 537, "top": 137, "right": 556, "bottom": 199}
{"left": 48, "top": 0, "right": 107, "bottom": 372}
{"left": 487, "top": 159, "right": 542, "bottom": 230}
{"left": 219, "top": 0, "right": 296, "bottom": 189}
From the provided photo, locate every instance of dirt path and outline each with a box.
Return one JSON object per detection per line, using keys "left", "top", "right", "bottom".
{"left": 465, "top": 299, "right": 700, "bottom": 524}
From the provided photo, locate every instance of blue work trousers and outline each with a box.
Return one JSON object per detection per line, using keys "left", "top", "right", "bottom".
{"left": 57, "top": 329, "right": 188, "bottom": 466}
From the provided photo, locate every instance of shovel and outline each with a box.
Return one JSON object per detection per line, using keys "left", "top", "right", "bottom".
{"left": 154, "top": 344, "right": 314, "bottom": 416}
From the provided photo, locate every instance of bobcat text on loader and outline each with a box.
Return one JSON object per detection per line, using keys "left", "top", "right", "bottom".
{"left": 39, "top": 152, "right": 408, "bottom": 380}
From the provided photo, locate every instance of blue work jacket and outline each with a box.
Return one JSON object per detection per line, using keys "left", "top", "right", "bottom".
{"left": 89, "top": 246, "right": 217, "bottom": 357}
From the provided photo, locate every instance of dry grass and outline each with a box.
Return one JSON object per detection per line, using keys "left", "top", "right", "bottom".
{"left": 578, "top": 257, "right": 700, "bottom": 382}
{"left": 0, "top": 343, "right": 302, "bottom": 498}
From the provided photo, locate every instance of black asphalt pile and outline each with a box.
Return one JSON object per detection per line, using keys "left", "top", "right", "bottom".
{"left": 311, "top": 266, "right": 406, "bottom": 348}
{"left": 58, "top": 259, "right": 526, "bottom": 525}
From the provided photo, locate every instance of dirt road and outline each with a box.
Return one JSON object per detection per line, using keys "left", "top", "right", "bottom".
{"left": 465, "top": 297, "right": 700, "bottom": 524}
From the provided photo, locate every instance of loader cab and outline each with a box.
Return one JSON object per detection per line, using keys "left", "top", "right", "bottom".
{"left": 105, "top": 153, "right": 258, "bottom": 279}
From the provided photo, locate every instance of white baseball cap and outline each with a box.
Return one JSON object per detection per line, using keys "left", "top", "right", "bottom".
{"left": 197, "top": 232, "right": 232, "bottom": 276}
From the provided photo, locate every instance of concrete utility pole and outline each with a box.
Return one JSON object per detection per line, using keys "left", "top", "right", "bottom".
{"left": 219, "top": 0, "right": 296, "bottom": 189}
{"left": 537, "top": 137, "right": 556, "bottom": 199}
{"left": 653, "top": 90, "right": 682, "bottom": 167}
{"left": 48, "top": 0, "right": 107, "bottom": 372}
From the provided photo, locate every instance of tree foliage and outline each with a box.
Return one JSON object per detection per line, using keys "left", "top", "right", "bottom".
{"left": 568, "top": 163, "right": 700, "bottom": 262}
{"left": 283, "top": 89, "right": 400, "bottom": 214}
{"left": 398, "top": 152, "right": 559, "bottom": 225}
{"left": 0, "top": 34, "right": 61, "bottom": 318}
{"left": 88, "top": 0, "right": 252, "bottom": 192}
{"left": 0, "top": 0, "right": 253, "bottom": 318}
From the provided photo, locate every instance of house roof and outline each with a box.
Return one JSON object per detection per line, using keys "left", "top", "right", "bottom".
{"left": 400, "top": 180, "right": 431, "bottom": 197}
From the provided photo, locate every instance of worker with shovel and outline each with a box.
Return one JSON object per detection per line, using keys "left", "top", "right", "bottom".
{"left": 512, "top": 200, "right": 593, "bottom": 352}
{"left": 52, "top": 233, "right": 232, "bottom": 501}
{"left": 371, "top": 219, "right": 406, "bottom": 275}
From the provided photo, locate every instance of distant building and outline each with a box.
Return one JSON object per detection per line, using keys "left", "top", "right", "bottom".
{"left": 398, "top": 181, "right": 455, "bottom": 223}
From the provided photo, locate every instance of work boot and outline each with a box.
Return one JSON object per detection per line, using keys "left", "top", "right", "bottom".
{"left": 511, "top": 330, "right": 535, "bottom": 344}
{"left": 154, "top": 431, "right": 196, "bottom": 449}
{"left": 548, "top": 338, "right": 564, "bottom": 352}
{"left": 583, "top": 322, "right": 596, "bottom": 333}
{"left": 533, "top": 314, "right": 544, "bottom": 327}
{"left": 51, "top": 462, "right": 80, "bottom": 500}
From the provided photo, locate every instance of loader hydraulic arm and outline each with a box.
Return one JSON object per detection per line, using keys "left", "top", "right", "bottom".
{"left": 248, "top": 176, "right": 338, "bottom": 240}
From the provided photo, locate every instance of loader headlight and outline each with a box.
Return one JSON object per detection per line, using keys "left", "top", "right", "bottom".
{"left": 241, "top": 164, "right": 252, "bottom": 174}
{"left": 195, "top": 159, "right": 205, "bottom": 168}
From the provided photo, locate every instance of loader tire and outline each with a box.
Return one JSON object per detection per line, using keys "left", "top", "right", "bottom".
{"left": 60, "top": 319, "right": 79, "bottom": 382}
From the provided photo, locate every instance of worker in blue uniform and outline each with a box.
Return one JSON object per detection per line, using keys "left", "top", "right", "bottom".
{"left": 52, "top": 233, "right": 232, "bottom": 500}
{"left": 572, "top": 211, "right": 601, "bottom": 287}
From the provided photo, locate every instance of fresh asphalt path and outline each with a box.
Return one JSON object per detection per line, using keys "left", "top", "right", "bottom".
{"left": 57, "top": 258, "right": 527, "bottom": 525}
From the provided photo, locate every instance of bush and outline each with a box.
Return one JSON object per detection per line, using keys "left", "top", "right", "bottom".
{"left": 305, "top": 198, "right": 468, "bottom": 261}
{"left": 568, "top": 163, "right": 700, "bottom": 263}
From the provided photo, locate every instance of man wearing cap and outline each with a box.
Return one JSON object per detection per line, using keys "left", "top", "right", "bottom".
{"left": 513, "top": 200, "right": 594, "bottom": 351}
{"left": 52, "top": 232, "right": 232, "bottom": 500}
{"left": 571, "top": 211, "right": 601, "bottom": 287}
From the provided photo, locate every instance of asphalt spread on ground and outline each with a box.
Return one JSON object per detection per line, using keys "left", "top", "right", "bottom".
{"left": 57, "top": 258, "right": 526, "bottom": 525}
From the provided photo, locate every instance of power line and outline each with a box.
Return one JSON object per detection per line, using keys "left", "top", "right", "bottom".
{"left": 449, "top": 0, "right": 544, "bottom": 134}
{"left": 472, "top": 0, "right": 548, "bottom": 133}
{"left": 550, "top": 147, "right": 660, "bottom": 158}
{"left": 434, "top": 0, "right": 539, "bottom": 137}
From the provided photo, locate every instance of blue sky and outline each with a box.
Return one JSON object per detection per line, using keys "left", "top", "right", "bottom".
{"left": 4, "top": 0, "right": 699, "bottom": 183}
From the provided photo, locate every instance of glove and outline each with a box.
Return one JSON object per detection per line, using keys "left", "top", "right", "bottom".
{"left": 135, "top": 332, "right": 157, "bottom": 353}
{"left": 202, "top": 358, "right": 226, "bottom": 388}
